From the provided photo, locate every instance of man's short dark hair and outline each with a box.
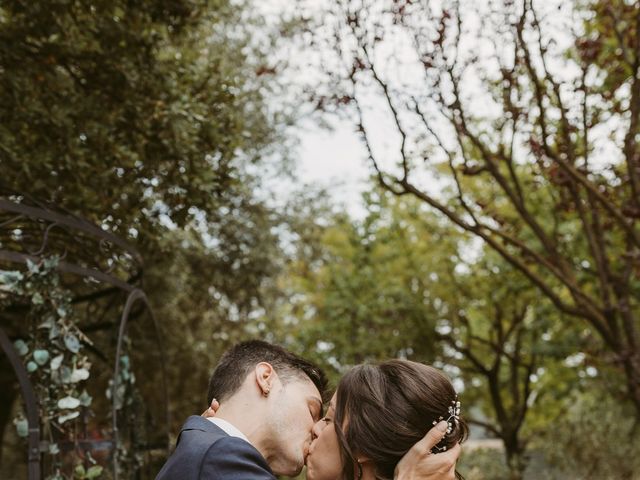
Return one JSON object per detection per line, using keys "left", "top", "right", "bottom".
{"left": 207, "top": 340, "right": 328, "bottom": 405}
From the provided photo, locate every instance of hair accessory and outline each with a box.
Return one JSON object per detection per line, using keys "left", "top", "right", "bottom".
{"left": 431, "top": 395, "right": 461, "bottom": 453}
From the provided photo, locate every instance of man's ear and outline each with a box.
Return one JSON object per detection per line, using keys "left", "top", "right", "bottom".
{"left": 254, "top": 362, "right": 276, "bottom": 397}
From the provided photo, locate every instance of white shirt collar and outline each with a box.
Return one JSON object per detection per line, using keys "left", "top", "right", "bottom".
{"left": 207, "top": 417, "right": 251, "bottom": 445}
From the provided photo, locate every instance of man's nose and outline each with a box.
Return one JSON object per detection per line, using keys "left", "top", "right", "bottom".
{"left": 311, "top": 419, "right": 324, "bottom": 439}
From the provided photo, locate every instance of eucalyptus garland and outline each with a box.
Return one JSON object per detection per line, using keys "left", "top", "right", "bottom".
{"left": 0, "top": 256, "right": 102, "bottom": 479}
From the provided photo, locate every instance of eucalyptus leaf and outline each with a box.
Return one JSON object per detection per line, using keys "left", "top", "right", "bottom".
{"left": 43, "top": 256, "right": 60, "bottom": 270}
{"left": 27, "top": 361, "right": 38, "bottom": 373}
{"left": 13, "top": 339, "right": 28, "bottom": 356}
{"left": 79, "top": 390, "right": 93, "bottom": 407}
{"left": 49, "top": 443, "right": 60, "bottom": 455}
{"left": 86, "top": 465, "right": 103, "bottom": 479}
{"left": 49, "top": 323, "right": 60, "bottom": 340}
{"left": 57, "top": 395, "right": 80, "bottom": 409}
{"left": 31, "top": 292, "right": 44, "bottom": 305}
{"left": 58, "top": 411, "right": 80, "bottom": 424}
{"left": 60, "top": 365, "right": 72, "bottom": 383}
{"left": 120, "top": 355, "right": 130, "bottom": 370}
{"left": 26, "top": 259, "right": 39, "bottom": 274}
{"left": 13, "top": 417, "right": 28, "bottom": 438}
{"left": 69, "top": 368, "right": 90, "bottom": 383}
{"left": 50, "top": 354, "right": 64, "bottom": 370}
{"left": 33, "top": 349, "right": 50, "bottom": 365}
{"left": 64, "top": 333, "right": 80, "bottom": 353}
{"left": 38, "top": 315, "right": 55, "bottom": 329}
{"left": 0, "top": 270, "right": 24, "bottom": 285}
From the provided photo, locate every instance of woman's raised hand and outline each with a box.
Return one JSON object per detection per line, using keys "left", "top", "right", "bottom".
{"left": 394, "top": 421, "right": 461, "bottom": 480}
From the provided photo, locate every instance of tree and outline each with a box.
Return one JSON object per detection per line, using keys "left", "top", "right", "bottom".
{"left": 0, "top": 0, "right": 298, "bottom": 454}
{"left": 272, "top": 190, "right": 571, "bottom": 479}
{"left": 433, "top": 253, "right": 563, "bottom": 480}
{"left": 271, "top": 191, "right": 445, "bottom": 380}
{"left": 303, "top": 0, "right": 640, "bottom": 415}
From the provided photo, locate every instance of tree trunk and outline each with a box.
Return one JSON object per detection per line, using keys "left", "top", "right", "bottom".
{"left": 503, "top": 433, "right": 526, "bottom": 480}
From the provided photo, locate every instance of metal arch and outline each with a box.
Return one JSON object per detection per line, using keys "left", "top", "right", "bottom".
{"left": 111, "top": 289, "right": 170, "bottom": 480}
{"left": 0, "top": 251, "right": 136, "bottom": 293}
{"left": 0, "top": 199, "right": 142, "bottom": 266}
{"left": 0, "top": 328, "right": 41, "bottom": 480}
{"left": 1, "top": 194, "right": 170, "bottom": 479}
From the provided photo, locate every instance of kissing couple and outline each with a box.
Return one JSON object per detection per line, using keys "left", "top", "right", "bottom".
{"left": 156, "top": 340, "right": 466, "bottom": 480}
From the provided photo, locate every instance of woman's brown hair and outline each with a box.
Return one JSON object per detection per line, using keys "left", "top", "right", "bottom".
{"left": 333, "top": 360, "right": 467, "bottom": 480}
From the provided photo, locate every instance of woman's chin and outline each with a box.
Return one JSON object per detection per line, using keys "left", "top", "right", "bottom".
{"left": 304, "top": 455, "right": 317, "bottom": 480}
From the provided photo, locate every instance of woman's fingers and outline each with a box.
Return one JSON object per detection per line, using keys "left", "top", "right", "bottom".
{"left": 416, "top": 421, "right": 449, "bottom": 454}
{"left": 394, "top": 422, "right": 461, "bottom": 480}
{"left": 201, "top": 398, "right": 220, "bottom": 418}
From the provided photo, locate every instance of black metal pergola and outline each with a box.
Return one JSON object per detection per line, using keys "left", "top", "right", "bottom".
{"left": 0, "top": 192, "right": 170, "bottom": 479}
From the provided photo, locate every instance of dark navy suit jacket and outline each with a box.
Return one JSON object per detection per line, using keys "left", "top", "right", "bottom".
{"left": 155, "top": 416, "right": 277, "bottom": 480}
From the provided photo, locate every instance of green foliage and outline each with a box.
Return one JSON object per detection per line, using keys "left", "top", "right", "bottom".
{"left": 0, "top": 257, "right": 95, "bottom": 476}
{"left": 270, "top": 190, "right": 450, "bottom": 381}
{"left": 73, "top": 464, "right": 103, "bottom": 480}
{"left": 273, "top": 189, "right": 590, "bottom": 478}
{"left": 0, "top": 0, "right": 280, "bottom": 240}
{"left": 0, "top": 0, "right": 300, "bottom": 436}
{"left": 458, "top": 448, "right": 510, "bottom": 480}
{"left": 535, "top": 390, "right": 640, "bottom": 480}
{"left": 0, "top": 0, "right": 293, "bottom": 335}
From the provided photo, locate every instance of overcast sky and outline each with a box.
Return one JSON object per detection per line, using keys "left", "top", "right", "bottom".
{"left": 294, "top": 117, "right": 370, "bottom": 216}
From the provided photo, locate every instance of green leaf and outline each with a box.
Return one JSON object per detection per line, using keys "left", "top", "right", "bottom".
{"left": 60, "top": 366, "right": 72, "bottom": 383}
{"left": 13, "top": 339, "right": 29, "bottom": 356}
{"left": 58, "top": 411, "right": 80, "bottom": 424}
{"left": 27, "top": 361, "right": 38, "bottom": 373}
{"left": 86, "top": 465, "right": 103, "bottom": 479}
{"left": 49, "top": 323, "right": 61, "bottom": 340}
{"left": 26, "top": 259, "right": 40, "bottom": 274}
{"left": 0, "top": 270, "right": 24, "bottom": 285}
{"left": 43, "top": 256, "right": 60, "bottom": 271}
{"left": 38, "top": 315, "right": 55, "bottom": 329}
{"left": 57, "top": 395, "right": 80, "bottom": 409}
{"left": 79, "top": 390, "right": 93, "bottom": 407}
{"left": 70, "top": 368, "right": 90, "bottom": 383}
{"left": 13, "top": 417, "right": 28, "bottom": 438}
{"left": 33, "top": 349, "right": 50, "bottom": 366}
{"left": 64, "top": 333, "right": 80, "bottom": 353}
{"left": 31, "top": 292, "right": 44, "bottom": 305}
{"left": 50, "top": 354, "right": 64, "bottom": 370}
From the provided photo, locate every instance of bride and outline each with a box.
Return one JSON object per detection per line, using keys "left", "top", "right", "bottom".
{"left": 205, "top": 358, "right": 466, "bottom": 480}
{"left": 305, "top": 360, "right": 467, "bottom": 480}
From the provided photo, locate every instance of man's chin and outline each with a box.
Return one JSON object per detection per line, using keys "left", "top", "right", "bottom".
{"left": 273, "top": 460, "right": 304, "bottom": 477}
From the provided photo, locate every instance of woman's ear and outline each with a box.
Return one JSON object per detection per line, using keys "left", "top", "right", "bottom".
{"left": 356, "top": 457, "right": 373, "bottom": 480}
{"left": 254, "top": 362, "right": 275, "bottom": 397}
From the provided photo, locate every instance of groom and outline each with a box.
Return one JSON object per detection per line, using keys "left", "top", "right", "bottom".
{"left": 155, "top": 340, "right": 460, "bottom": 480}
